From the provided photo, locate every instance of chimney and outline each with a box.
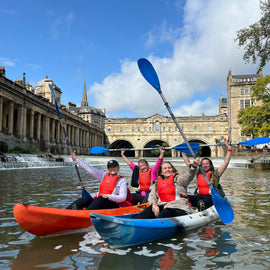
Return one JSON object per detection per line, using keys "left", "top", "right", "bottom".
{"left": 0, "top": 67, "right": 5, "bottom": 77}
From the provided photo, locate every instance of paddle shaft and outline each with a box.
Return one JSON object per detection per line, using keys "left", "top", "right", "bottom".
{"left": 49, "top": 84, "right": 85, "bottom": 190}
{"left": 159, "top": 92, "right": 213, "bottom": 187}
{"left": 108, "top": 146, "right": 177, "bottom": 152}
{"left": 58, "top": 118, "right": 85, "bottom": 189}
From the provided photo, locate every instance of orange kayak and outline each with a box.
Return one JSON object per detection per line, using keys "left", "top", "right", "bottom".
{"left": 13, "top": 203, "right": 148, "bottom": 236}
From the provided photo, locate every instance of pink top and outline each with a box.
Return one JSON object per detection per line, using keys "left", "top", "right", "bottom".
{"left": 129, "top": 157, "right": 163, "bottom": 182}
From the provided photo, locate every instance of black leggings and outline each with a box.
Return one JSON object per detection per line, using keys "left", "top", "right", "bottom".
{"left": 131, "top": 191, "right": 150, "bottom": 205}
{"left": 188, "top": 194, "right": 213, "bottom": 209}
{"left": 134, "top": 205, "right": 187, "bottom": 219}
{"left": 66, "top": 195, "right": 119, "bottom": 210}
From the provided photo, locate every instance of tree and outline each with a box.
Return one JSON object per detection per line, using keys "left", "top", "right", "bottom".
{"left": 235, "top": 0, "right": 270, "bottom": 68}
{"left": 238, "top": 75, "right": 270, "bottom": 137}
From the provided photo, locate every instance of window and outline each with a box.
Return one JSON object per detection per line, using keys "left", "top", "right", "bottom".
{"left": 120, "top": 127, "right": 122, "bottom": 132}
{"left": 245, "top": 100, "right": 250, "bottom": 107}
{"left": 107, "top": 127, "right": 112, "bottom": 132}
{"left": 194, "top": 126, "right": 197, "bottom": 131}
{"left": 132, "top": 127, "right": 134, "bottom": 132}
{"left": 144, "top": 127, "right": 147, "bottom": 132}
{"left": 208, "top": 126, "right": 211, "bottom": 131}
{"left": 138, "top": 127, "right": 140, "bottom": 132}
{"left": 149, "top": 127, "right": 151, "bottom": 132}
{"left": 154, "top": 121, "right": 160, "bottom": 132}
{"left": 168, "top": 127, "right": 171, "bottom": 132}
{"left": 241, "top": 88, "right": 244, "bottom": 95}
{"left": 240, "top": 100, "right": 244, "bottom": 109}
{"left": 175, "top": 127, "right": 178, "bottom": 131}
{"left": 221, "top": 126, "right": 224, "bottom": 131}
{"left": 163, "top": 126, "right": 165, "bottom": 131}
{"left": 245, "top": 87, "right": 249, "bottom": 94}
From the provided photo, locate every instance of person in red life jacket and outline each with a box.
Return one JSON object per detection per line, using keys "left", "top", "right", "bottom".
{"left": 134, "top": 157, "right": 200, "bottom": 219}
{"left": 66, "top": 153, "right": 128, "bottom": 210}
{"left": 182, "top": 140, "right": 232, "bottom": 211}
{"left": 121, "top": 147, "right": 165, "bottom": 204}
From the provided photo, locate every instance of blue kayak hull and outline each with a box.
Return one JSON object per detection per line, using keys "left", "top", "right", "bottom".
{"left": 90, "top": 206, "right": 219, "bottom": 248}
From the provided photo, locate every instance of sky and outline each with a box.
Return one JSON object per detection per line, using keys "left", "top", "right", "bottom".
{"left": 1, "top": 0, "right": 269, "bottom": 118}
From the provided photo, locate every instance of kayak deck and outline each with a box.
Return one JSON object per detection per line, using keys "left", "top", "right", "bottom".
{"left": 13, "top": 203, "right": 147, "bottom": 236}
{"left": 90, "top": 206, "right": 219, "bottom": 247}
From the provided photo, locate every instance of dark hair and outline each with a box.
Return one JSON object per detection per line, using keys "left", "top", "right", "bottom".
{"left": 107, "top": 160, "right": 119, "bottom": 168}
{"left": 157, "top": 162, "right": 178, "bottom": 179}
{"left": 138, "top": 159, "right": 149, "bottom": 166}
{"left": 197, "top": 158, "right": 215, "bottom": 177}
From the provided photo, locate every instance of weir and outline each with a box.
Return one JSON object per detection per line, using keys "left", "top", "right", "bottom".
{"left": 0, "top": 153, "right": 261, "bottom": 170}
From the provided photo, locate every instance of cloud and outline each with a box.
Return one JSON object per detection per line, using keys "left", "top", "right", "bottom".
{"left": 90, "top": 0, "right": 264, "bottom": 117}
{"left": 0, "top": 8, "right": 19, "bottom": 16}
{"left": 48, "top": 11, "right": 75, "bottom": 39}
{"left": 0, "top": 57, "right": 18, "bottom": 67}
{"left": 173, "top": 97, "right": 218, "bottom": 116}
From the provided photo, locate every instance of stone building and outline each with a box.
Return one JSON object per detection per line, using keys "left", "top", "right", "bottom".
{"left": 227, "top": 68, "right": 263, "bottom": 142}
{"left": 104, "top": 68, "right": 264, "bottom": 158}
{"left": 68, "top": 81, "right": 106, "bottom": 129}
{"left": 0, "top": 67, "right": 104, "bottom": 154}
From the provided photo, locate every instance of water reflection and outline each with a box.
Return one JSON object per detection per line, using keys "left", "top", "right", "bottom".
{"left": 0, "top": 158, "right": 270, "bottom": 269}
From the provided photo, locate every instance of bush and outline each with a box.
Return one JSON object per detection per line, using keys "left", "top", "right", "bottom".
{"left": 9, "top": 147, "right": 37, "bottom": 154}
{"left": 0, "top": 141, "right": 8, "bottom": 153}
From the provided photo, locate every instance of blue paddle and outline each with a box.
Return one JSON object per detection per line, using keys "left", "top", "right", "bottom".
{"left": 90, "top": 142, "right": 200, "bottom": 154}
{"left": 49, "top": 84, "right": 90, "bottom": 198}
{"left": 137, "top": 58, "right": 234, "bottom": 224}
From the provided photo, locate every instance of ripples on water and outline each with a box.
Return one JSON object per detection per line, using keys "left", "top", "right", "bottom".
{"left": 0, "top": 157, "right": 269, "bottom": 269}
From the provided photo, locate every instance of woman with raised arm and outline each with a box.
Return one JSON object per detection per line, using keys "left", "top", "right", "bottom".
{"left": 182, "top": 141, "right": 232, "bottom": 210}
{"left": 66, "top": 153, "right": 129, "bottom": 210}
{"left": 134, "top": 157, "right": 200, "bottom": 219}
{"left": 121, "top": 147, "right": 165, "bottom": 204}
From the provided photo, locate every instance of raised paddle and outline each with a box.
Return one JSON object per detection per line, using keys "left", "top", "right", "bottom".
{"left": 49, "top": 84, "right": 90, "bottom": 198}
{"left": 90, "top": 142, "right": 200, "bottom": 154}
{"left": 137, "top": 58, "right": 234, "bottom": 224}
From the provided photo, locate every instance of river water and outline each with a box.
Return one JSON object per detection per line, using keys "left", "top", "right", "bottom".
{"left": 0, "top": 156, "right": 269, "bottom": 270}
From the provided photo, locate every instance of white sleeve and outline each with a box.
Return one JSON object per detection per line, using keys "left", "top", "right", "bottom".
{"left": 108, "top": 178, "right": 127, "bottom": 203}
{"left": 76, "top": 159, "right": 105, "bottom": 182}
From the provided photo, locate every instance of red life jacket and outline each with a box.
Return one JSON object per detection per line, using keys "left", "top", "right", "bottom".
{"left": 197, "top": 171, "right": 211, "bottom": 194}
{"left": 157, "top": 174, "right": 178, "bottom": 202}
{"left": 98, "top": 173, "right": 119, "bottom": 196}
{"left": 138, "top": 170, "right": 152, "bottom": 191}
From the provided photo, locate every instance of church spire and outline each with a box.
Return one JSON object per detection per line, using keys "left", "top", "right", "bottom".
{"left": 81, "top": 81, "right": 88, "bottom": 107}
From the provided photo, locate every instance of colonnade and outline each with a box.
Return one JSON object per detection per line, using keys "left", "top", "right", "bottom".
{"left": 0, "top": 94, "right": 104, "bottom": 155}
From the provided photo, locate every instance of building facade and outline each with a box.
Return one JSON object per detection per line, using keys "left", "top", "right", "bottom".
{"left": 105, "top": 68, "right": 264, "bottom": 158}
{"left": 0, "top": 67, "right": 104, "bottom": 155}
{"left": 68, "top": 81, "right": 106, "bottom": 129}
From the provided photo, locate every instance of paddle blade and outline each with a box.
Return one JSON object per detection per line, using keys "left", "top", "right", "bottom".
{"left": 82, "top": 188, "right": 91, "bottom": 198}
{"left": 211, "top": 188, "right": 234, "bottom": 224}
{"left": 137, "top": 58, "right": 161, "bottom": 93}
{"left": 90, "top": 146, "right": 109, "bottom": 154}
{"left": 239, "top": 137, "right": 270, "bottom": 145}
{"left": 173, "top": 142, "right": 200, "bottom": 154}
{"left": 49, "top": 84, "right": 61, "bottom": 118}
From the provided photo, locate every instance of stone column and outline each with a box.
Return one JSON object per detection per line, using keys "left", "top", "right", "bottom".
{"left": 36, "top": 113, "right": 41, "bottom": 140}
{"left": 51, "top": 119, "right": 55, "bottom": 143}
{"left": 171, "top": 149, "right": 176, "bottom": 158}
{"left": 8, "top": 101, "right": 14, "bottom": 135}
{"left": 29, "top": 110, "right": 34, "bottom": 140}
{"left": 135, "top": 150, "right": 140, "bottom": 158}
{"left": 17, "top": 106, "right": 24, "bottom": 138}
{"left": 56, "top": 121, "right": 60, "bottom": 143}
{"left": 0, "top": 97, "right": 3, "bottom": 132}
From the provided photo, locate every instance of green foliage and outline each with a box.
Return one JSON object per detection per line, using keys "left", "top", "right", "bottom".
{"left": 235, "top": 0, "right": 270, "bottom": 67}
{"left": 238, "top": 76, "right": 270, "bottom": 137}
{"left": 9, "top": 147, "right": 37, "bottom": 154}
{"left": 0, "top": 141, "right": 8, "bottom": 153}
